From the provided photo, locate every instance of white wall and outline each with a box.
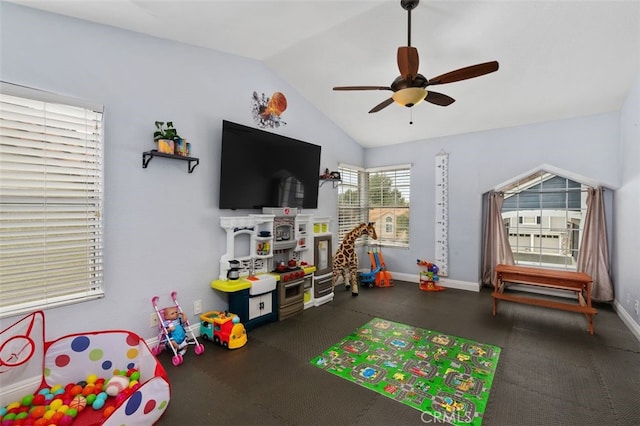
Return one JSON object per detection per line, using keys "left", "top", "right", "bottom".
{"left": 0, "top": 3, "right": 363, "bottom": 339}
{"left": 614, "top": 74, "right": 640, "bottom": 328}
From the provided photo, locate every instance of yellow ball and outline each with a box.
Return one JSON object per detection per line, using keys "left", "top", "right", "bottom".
{"left": 86, "top": 374, "right": 98, "bottom": 385}
{"left": 49, "top": 399, "right": 63, "bottom": 411}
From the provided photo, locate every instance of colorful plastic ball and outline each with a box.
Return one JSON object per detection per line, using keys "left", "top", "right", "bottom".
{"left": 43, "top": 409, "right": 56, "bottom": 420}
{"left": 33, "top": 418, "right": 49, "bottom": 426}
{"left": 103, "top": 406, "right": 115, "bottom": 418}
{"left": 69, "top": 395, "right": 87, "bottom": 412}
{"left": 20, "top": 395, "right": 34, "bottom": 407}
{"left": 65, "top": 408, "right": 77, "bottom": 418}
{"left": 96, "top": 392, "right": 107, "bottom": 401}
{"left": 129, "top": 371, "right": 140, "bottom": 382}
{"left": 59, "top": 414, "right": 74, "bottom": 426}
{"left": 48, "top": 400, "right": 62, "bottom": 411}
{"left": 92, "top": 398, "right": 105, "bottom": 410}
{"left": 0, "top": 407, "right": 7, "bottom": 416}
{"left": 56, "top": 405, "right": 69, "bottom": 414}
{"left": 69, "top": 385, "right": 83, "bottom": 397}
{"left": 85, "top": 394, "right": 97, "bottom": 406}
{"left": 50, "top": 385, "right": 62, "bottom": 394}
{"left": 6, "top": 402, "right": 20, "bottom": 411}
{"left": 32, "top": 395, "right": 45, "bottom": 406}
{"left": 50, "top": 412, "right": 64, "bottom": 424}
{"left": 29, "top": 406, "right": 46, "bottom": 419}
{"left": 15, "top": 412, "right": 29, "bottom": 420}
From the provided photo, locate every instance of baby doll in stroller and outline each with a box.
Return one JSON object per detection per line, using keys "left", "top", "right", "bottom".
{"left": 163, "top": 306, "right": 189, "bottom": 355}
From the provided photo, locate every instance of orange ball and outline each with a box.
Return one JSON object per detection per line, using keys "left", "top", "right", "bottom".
{"left": 69, "top": 385, "right": 83, "bottom": 397}
{"left": 103, "top": 406, "right": 115, "bottom": 418}
{"left": 81, "top": 385, "right": 95, "bottom": 397}
{"left": 30, "top": 405, "right": 46, "bottom": 419}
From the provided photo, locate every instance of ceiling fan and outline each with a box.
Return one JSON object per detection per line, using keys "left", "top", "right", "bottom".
{"left": 333, "top": 0, "right": 499, "bottom": 114}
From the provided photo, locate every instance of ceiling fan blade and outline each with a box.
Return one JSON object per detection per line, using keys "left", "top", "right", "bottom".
{"left": 427, "top": 61, "right": 499, "bottom": 86}
{"left": 368, "top": 98, "right": 395, "bottom": 113}
{"left": 397, "top": 46, "right": 419, "bottom": 82}
{"left": 424, "top": 91, "right": 455, "bottom": 106}
{"left": 333, "top": 86, "right": 392, "bottom": 91}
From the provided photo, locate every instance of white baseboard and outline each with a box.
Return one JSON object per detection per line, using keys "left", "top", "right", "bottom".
{"left": 391, "top": 272, "right": 481, "bottom": 292}
{"left": 613, "top": 300, "right": 640, "bottom": 343}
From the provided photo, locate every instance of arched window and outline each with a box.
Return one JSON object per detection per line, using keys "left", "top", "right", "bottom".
{"left": 498, "top": 171, "right": 588, "bottom": 270}
{"left": 385, "top": 216, "right": 393, "bottom": 233}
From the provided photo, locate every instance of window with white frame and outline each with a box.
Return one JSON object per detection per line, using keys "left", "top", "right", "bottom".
{"left": 338, "top": 164, "right": 410, "bottom": 248}
{"left": 499, "top": 171, "right": 587, "bottom": 270}
{"left": 0, "top": 82, "right": 104, "bottom": 318}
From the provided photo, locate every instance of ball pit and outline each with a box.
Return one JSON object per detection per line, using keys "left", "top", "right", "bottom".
{"left": 1, "top": 311, "right": 170, "bottom": 425}
{"left": 0, "top": 370, "right": 143, "bottom": 425}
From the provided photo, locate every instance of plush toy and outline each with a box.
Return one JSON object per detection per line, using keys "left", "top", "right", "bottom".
{"left": 105, "top": 375, "right": 130, "bottom": 397}
{"left": 332, "top": 223, "right": 378, "bottom": 296}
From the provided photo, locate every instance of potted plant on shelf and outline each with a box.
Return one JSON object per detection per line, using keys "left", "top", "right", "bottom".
{"left": 154, "top": 121, "right": 181, "bottom": 155}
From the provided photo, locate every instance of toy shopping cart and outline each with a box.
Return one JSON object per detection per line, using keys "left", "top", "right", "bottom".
{"left": 151, "top": 291, "right": 205, "bottom": 366}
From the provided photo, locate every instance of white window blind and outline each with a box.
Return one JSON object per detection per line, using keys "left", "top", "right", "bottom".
{"left": 368, "top": 167, "right": 410, "bottom": 247}
{"left": 337, "top": 165, "right": 366, "bottom": 242}
{"left": 0, "top": 82, "right": 105, "bottom": 318}
{"left": 338, "top": 164, "right": 411, "bottom": 248}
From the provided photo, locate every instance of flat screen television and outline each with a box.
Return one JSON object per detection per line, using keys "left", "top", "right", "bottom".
{"left": 219, "top": 120, "right": 321, "bottom": 210}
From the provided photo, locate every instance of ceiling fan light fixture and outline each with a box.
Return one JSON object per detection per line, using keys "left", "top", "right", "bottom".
{"left": 392, "top": 87, "right": 427, "bottom": 108}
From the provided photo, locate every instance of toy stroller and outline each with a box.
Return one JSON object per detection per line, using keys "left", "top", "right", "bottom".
{"left": 151, "top": 291, "right": 205, "bottom": 366}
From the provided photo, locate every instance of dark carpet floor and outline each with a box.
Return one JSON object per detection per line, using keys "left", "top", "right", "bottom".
{"left": 156, "top": 281, "right": 640, "bottom": 426}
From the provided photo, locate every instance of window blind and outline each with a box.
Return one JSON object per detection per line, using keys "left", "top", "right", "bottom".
{"left": 338, "top": 164, "right": 411, "bottom": 248}
{"left": 337, "top": 165, "right": 366, "bottom": 242}
{"left": 368, "top": 167, "right": 410, "bottom": 247}
{"left": 0, "top": 83, "right": 105, "bottom": 318}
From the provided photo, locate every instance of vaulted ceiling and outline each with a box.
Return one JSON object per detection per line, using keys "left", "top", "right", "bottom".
{"left": 9, "top": 0, "right": 640, "bottom": 148}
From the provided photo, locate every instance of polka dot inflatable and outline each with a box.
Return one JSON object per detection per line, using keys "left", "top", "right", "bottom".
{"left": 1, "top": 312, "right": 171, "bottom": 425}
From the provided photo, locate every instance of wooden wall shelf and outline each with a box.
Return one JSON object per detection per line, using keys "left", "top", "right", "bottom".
{"left": 142, "top": 150, "right": 199, "bottom": 173}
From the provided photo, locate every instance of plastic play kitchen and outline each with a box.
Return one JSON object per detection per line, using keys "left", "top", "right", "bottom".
{"left": 211, "top": 209, "right": 334, "bottom": 331}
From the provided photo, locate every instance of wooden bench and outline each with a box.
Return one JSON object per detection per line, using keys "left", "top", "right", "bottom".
{"left": 492, "top": 264, "right": 597, "bottom": 334}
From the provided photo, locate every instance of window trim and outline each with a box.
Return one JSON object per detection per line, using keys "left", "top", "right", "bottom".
{"left": 337, "top": 163, "right": 411, "bottom": 248}
{"left": 0, "top": 82, "right": 105, "bottom": 318}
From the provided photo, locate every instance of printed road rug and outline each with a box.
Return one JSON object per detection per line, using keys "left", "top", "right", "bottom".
{"left": 310, "top": 318, "right": 501, "bottom": 425}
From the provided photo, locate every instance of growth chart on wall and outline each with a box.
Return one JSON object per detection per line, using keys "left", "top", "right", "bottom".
{"left": 435, "top": 151, "right": 449, "bottom": 276}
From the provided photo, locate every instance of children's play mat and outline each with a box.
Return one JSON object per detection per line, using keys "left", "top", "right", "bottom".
{"left": 310, "top": 318, "right": 501, "bottom": 426}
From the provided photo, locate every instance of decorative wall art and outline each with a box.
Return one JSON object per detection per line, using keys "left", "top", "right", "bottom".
{"left": 252, "top": 91, "right": 287, "bottom": 128}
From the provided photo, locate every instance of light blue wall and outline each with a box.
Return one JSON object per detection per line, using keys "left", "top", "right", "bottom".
{"left": 0, "top": 3, "right": 363, "bottom": 339}
{"left": 365, "top": 113, "right": 622, "bottom": 285}
{"left": 1, "top": 2, "right": 638, "bottom": 338}
{"left": 615, "top": 74, "right": 640, "bottom": 327}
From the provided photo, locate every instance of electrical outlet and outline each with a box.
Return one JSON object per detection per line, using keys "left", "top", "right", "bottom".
{"left": 150, "top": 313, "right": 159, "bottom": 328}
{"left": 634, "top": 300, "right": 638, "bottom": 315}
{"left": 193, "top": 300, "right": 202, "bottom": 315}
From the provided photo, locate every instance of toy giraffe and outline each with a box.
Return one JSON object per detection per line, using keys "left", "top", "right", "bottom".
{"left": 332, "top": 222, "right": 377, "bottom": 296}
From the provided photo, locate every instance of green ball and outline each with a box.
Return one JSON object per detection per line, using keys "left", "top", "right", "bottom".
{"left": 86, "top": 393, "right": 97, "bottom": 405}
{"left": 21, "top": 394, "right": 34, "bottom": 406}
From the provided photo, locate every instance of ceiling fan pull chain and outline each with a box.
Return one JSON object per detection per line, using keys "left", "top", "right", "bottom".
{"left": 409, "top": 108, "right": 414, "bottom": 125}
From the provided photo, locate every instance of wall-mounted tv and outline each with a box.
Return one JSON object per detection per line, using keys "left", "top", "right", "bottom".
{"left": 219, "top": 120, "right": 321, "bottom": 210}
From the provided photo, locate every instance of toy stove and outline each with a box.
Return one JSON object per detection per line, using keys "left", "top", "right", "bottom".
{"left": 263, "top": 207, "right": 307, "bottom": 320}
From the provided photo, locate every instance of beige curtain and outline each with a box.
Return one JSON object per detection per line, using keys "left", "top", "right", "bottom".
{"left": 576, "top": 187, "right": 614, "bottom": 302}
{"left": 481, "top": 191, "right": 515, "bottom": 286}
